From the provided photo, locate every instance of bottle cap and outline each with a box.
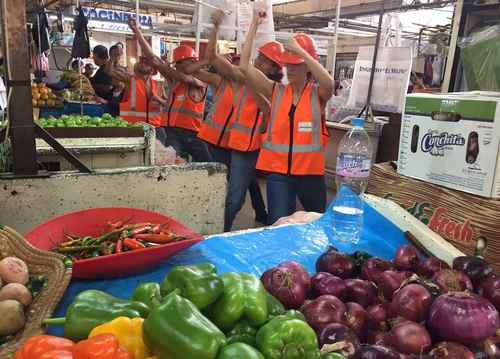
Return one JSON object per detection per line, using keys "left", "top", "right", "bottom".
{"left": 351, "top": 117, "right": 365, "bottom": 127}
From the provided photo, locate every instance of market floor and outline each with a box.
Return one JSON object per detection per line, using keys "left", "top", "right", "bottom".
{"left": 231, "top": 178, "right": 336, "bottom": 231}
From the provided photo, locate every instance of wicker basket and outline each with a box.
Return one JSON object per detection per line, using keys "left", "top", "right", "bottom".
{"left": 0, "top": 225, "right": 72, "bottom": 358}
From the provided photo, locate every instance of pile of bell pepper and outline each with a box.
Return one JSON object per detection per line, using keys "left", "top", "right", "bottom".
{"left": 18, "top": 262, "right": 345, "bottom": 359}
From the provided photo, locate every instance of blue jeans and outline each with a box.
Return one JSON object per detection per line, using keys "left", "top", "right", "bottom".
{"left": 224, "top": 150, "right": 267, "bottom": 232}
{"left": 266, "top": 173, "right": 326, "bottom": 225}
{"left": 164, "top": 127, "right": 211, "bottom": 162}
{"left": 206, "top": 143, "right": 230, "bottom": 167}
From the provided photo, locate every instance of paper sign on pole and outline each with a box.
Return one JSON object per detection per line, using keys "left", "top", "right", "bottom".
{"left": 347, "top": 46, "right": 412, "bottom": 113}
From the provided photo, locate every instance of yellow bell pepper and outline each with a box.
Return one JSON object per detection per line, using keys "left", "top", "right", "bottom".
{"left": 89, "top": 316, "right": 152, "bottom": 359}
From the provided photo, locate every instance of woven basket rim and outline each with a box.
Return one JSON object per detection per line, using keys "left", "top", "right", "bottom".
{"left": 0, "top": 225, "right": 72, "bottom": 358}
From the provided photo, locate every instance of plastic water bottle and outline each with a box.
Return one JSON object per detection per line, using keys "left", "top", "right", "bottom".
{"left": 332, "top": 117, "right": 373, "bottom": 244}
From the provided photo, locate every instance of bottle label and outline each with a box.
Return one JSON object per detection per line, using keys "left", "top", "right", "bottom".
{"left": 336, "top": 154, "right": 371, "bottom": 178}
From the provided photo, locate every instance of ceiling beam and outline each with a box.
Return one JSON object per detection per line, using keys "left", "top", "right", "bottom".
{"left": 273, "top": 0, "right": 404, "bottom": 18}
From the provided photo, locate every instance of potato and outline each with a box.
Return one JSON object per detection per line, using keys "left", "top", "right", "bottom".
{"left": 0, "top": 283, "right": 32, "bottom": 306}
{"left": 0, "top": 300, "right": 25, "bottom": 336}
{"left": 0, "top": 257, "right": 29, "bottom": 284}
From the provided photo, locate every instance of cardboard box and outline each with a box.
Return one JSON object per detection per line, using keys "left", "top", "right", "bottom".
{"left": 398, "top": 92, "right": 500, "bottom": 198}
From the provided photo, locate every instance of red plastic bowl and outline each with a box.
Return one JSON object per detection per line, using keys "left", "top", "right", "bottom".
{"left": 24, "top": 207, "right": 203, "bottom": 279}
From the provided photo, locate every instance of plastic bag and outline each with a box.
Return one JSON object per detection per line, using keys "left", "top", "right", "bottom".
{"left": 154, "top": 139, "right": 184, "bottom": 165}
{"left": 458, "top": 25, "right": 500, "bottom": 91}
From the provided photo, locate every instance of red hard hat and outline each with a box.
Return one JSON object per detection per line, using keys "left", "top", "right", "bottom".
{"left": 173, "top": 45, "right": 197, "bottom": 63}
{"left": 281, "top": 33, "right": 318, "bottom": 65}
{"left": 258, "top": 41, "right": 284, "bottom": 68}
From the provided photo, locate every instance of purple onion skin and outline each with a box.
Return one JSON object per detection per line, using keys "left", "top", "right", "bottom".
{"left": 310, "top": 272, "right": 347, "bottom": 300}
{"left": 429, "top": 342, "right": 475, "bottom": 359}
{"left": 452, "top": 256, "right": 494, "bottom": 287}
{"left": 260, "top": 267, "right": 307, "bottom": 309}
{"left": 344, "top": 302, "right": 367, "bottom": 337}
{"left": 431, "top": 269, "right": 474, "bottom": 293}
{"left": 417, "top": 257, "right": 450, "bottom": 278}
{"left": 366, "top": 330, "right": 387, "bottom": 346}
{"left": 389, "top": 284, "right": 432, "bottom": 323}
{"left": 316, "top": 251, "right": 355, "bottom": 279}
{"left": 366, "top": 304, "right": 388, "bottom": 330}
{"left": 356, "top": 344, "right": 401, "bottom": 359}
{"left": 362, "top": 257, "right": 395, "bottom": 282}
{"left": 301, "top": 294, "right": 347, "bottom": 333}
{"left": 428, "top": 292, "right": 500, "bottom": 345}
{"left": 385, "top": 321, "right": 432, "bottom": 355}
{"left": 278, "top": 261, "right": 311, "bottom": 289}
{"left": 478, "top": 276, "right": 500, "bottom": 312}
{"left": 470, "top": 336, "right": 500, "bottom": 359}
{"left": 344, "top": 279, "right": 377, "bottom": 307}
{"left": 394, "top": 245, "right": 420, "bottom": 271}
{"left": 318, "top": 322, "right": 360, "bottom": 357}
{"left": 376, "top": 271, "right": 410, "bottom": 301}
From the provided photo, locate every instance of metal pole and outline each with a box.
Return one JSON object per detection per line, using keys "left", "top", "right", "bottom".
{"left": 194, "top": 1, "right": 202, "bottom": 56}
{"left": 364, "top": 7, "right": 384, "bottom": 118}
{"left": 1, "top": 0, "right": 38, "bottom": 175}
{"left": 331, "top": 0, "right": 342, "bottom": 77}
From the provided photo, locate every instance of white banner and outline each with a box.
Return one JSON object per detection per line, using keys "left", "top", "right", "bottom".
{"left": 347, "top": 46, "right": 412, "bottom": 113}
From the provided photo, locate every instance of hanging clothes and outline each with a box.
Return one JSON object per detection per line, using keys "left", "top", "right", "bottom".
{"left": 71, "top": 7, "right": 90, "bottom": 59}
{"left": 32, "top": 9, "right": 51, "bottom": 53}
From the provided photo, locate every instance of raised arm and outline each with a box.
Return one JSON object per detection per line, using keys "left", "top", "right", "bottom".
{"left": 184, "top": 59, "right": 222, "bottom": 88}
{"left": 207, "top": 10, "right": 245, "bottom": 83}
{"left": 239, "top": 11, "right": 274, "bottom": 100}
{"left": 128, "top": 18, "right": 156, "bottom": 60}
{"left": 284, "top": 38, "right": 335, "bottom": 103}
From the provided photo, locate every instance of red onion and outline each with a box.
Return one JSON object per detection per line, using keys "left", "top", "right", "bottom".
{"left": 316, "top": 250, "right": 355, "bottom": 279}
{"left": 429, "top": 342, "right": 475, "bottom": 359}
{"left": 311, "top": 272, "right": 347, "bottom": 300}
{"left": 362, "top": 258, "right": 395, "bottom": 282}
{"left": 478, "top": 275, "right": 500, "bottom": 311}
{"left": 375, "top": 271, "right": 410, "bottom": 301}
{"left": 318, "top": 322, "right": 360, "bottom": 357}
{"left": 344, "top": 279, "right": 377, "bottom": 307}
{"left": 389, "top": 284, "right": 432, "bottom": 323}
{"left": 366, "top": 330, "right": 387, "bottom": 345}
{"left": 366, "top": 304, "right": 388, "bottom": 329}
{"left": 356, "top": 344, "right": 400, "bottom": 359}
{"left": 343, "top": 302, "right": 367, "bottom": 337}
{"left": 301, "top": 295, "right": 347, "bottom": 333}
{"left": 432, "top": 269, "right": 473, "bottom": 293}
{"left": 470, "top": 336, "right": 500, "bottom": 359}
{"left": 417, "top": 257, "right": 450, "bottom": 278}
{"left": 394, "top": 245, "right": 420, "bottom": 271}
{"left": 452, "top": 256, "right": 493, "bottom": 287}
{"left": 428, "top": 292, "right": 500, "bottom": 344}
{"left": 278, "top": 261, "right": 311, "bottom": 290}
{"left": 385, "top": 321, "right": 432, "bottom": 355}
{"left": 260, "top": 267, "right": 308, "bottom": 309}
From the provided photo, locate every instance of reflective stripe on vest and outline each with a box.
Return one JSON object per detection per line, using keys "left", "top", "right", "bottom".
{"left": 168, "top": 107, "right": 204, "bottom": 120}
{"left": 229, "top": 87, "right": 252, "bottom": 133}
{"left": 120, "top": 77, "right": 162, "bottom": 126}
{"left": 262, "top": 83, "right": 322, "bottom": 153}
{"left": 204, "top": 81, "right": 240, "bottom": 130}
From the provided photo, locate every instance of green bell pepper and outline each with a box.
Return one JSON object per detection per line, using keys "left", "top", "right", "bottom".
{"left": 266, "top": 292, "right": 285, "bottom": 318}
{"left": 143, "top": 291, "right": 226, "bottom": 359}
{"left": 43, "top": 289, "right": 150, "bottom": 341}
{"left": 256, "top": 317, "right": 321, "bottom": 359}
{"left": 278, "top": 310, "right": 306, "bottom": 322}
{"left": 217, "top": 343, "right": 265, "bottom": 359}
{"left": 160, "top": 262, "right": 224, "bottom": 310}
{"left": 211, "top": 272, "right": 268, "bottom": 331}
{"left": 131, "top": 282, "right": 162, "bottom": 308}
{"left": 227, "top": 319, "right": 258, "bottom": 347}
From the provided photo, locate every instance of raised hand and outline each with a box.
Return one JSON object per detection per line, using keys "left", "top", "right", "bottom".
{"left": 284, "top": 37, "right": 305, "bottom": 56}
{"left": 128, "top": 17, "right": 139, "bottom": 33}
{"left": 211, "top": 9, "right": 225, "bottom": 27}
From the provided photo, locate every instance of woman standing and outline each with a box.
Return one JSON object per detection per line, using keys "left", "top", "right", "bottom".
{"left": 240, "top": 11, "right": 334, "bottom": 225}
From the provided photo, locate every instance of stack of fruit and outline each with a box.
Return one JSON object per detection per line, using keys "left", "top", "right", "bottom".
{"left": 32, "top": 83, "right": 64, "bottom": 108}
{"left": 60, "top": 71, "right": 96, "bottom": 102}
{"left": 36, "top": 114, "right": 142, "bottom": 128}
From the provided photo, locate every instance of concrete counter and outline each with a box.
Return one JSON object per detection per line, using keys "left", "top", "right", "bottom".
{"left": 0, "top": 163, "right": 227, "bottom": 235}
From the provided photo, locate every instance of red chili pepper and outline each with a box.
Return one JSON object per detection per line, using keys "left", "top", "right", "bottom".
{"left": 151, "top": 224, "right": 163, "bottom": 234}
{"left": 133, "top": 232, "right": 177, "bottom": 244}
{"left": 123, "top": 238, "right": 146, "bottom": 250}
{"left": 123, "top": 225, "right": 153, "bottom": 237}
{"left": 115, "top": 240, "right": 123, "bottom": 253}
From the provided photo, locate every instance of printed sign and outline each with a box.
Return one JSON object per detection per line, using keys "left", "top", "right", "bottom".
{"left": 82, "top": 7, "right": 153, "bottom": 28}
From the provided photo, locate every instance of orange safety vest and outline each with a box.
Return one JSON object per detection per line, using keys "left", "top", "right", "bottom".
{"left": 198, "top": 80, "right": 240, "bottom": 147}
{"left": 227, "top": 86, "right": 263, "bottom": 152}
{"left": 165, "top": 82, "right": 205, "bottom": 132}
{"left": 256, "top": 81, "right": 325, "bottom": 176}
{"left": 120, "top": 76, "right": 163, "bottom": 127}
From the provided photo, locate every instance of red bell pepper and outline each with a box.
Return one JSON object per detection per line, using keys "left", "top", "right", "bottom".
{"left": 13, "top": 335, "right": 74, "bottom": 359}
{"left": 72, "top": 334, "right": 134, "bottom": 359}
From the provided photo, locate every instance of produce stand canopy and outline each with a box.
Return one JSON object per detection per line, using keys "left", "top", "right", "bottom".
{"left": 48, "top": 201, "right": 409, "bottom": 336}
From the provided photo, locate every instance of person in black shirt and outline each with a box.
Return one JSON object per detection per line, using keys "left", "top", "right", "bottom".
{"left": 91, "top": 45, "right": 119, "bottom": 115}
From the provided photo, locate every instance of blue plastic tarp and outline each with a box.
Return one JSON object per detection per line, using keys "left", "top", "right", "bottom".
{"left": 48, "top": 202, "right": 409, "bottom": 336}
